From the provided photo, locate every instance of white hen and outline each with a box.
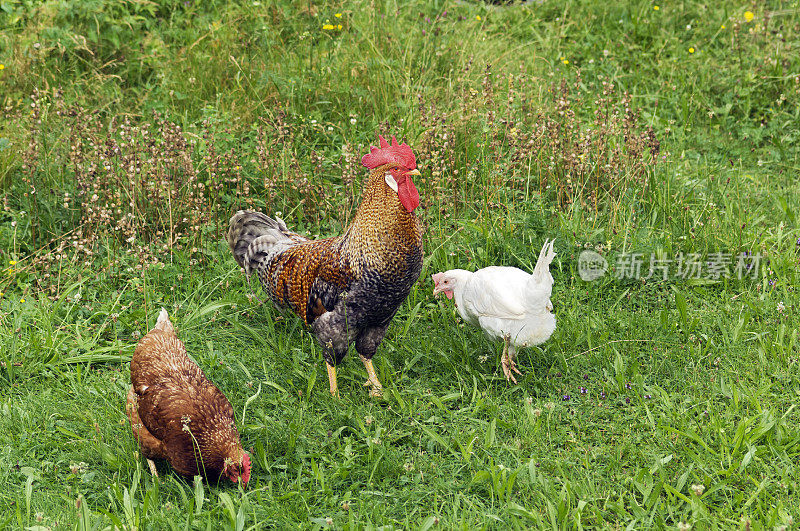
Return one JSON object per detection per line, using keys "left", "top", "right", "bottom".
{"left": 432, "top": 240, "right": 556, "bottom": 383}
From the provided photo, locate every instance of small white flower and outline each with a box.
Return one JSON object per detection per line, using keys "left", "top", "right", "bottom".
{"left": 350, "top": 118, "right": 357, "bottom": 125}
{"left": 777, "top": 301, "right": 785, "bottom": 313}
{"left": 691, "top": 483, "right": 705, "bottom": 496}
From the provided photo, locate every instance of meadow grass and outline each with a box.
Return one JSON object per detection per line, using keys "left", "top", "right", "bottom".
{"left": 1, "top": 0, "right": 799, "bottom": 528}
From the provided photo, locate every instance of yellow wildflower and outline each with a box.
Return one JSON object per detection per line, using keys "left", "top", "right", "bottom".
{"left": 20, "top": 297, "right": 25, "bottom": 303}
{"left": 653, "top": 5, "right": 659, "bottom": 10}
{"left": 336, "top": 24, "right": 342, "bottom": 30}
{"left": 475, "top": 15, "right": 481, "bottom": 21}
{"left": 744, "top": 11, "right": 754, "bottom": 22}
{"left": 720, "top": 24, "right": 726, "bottom": 29}
{"left": 0, "top": 64, "right": 5, "bottom": 70}
{"left": 322, "top": 23, "right": 334, "bottom": 30}
{"left": 688, "top": 47, "right": 695, "bottom": 53}
{"left": 334, "top": 13, "right": 342, "bottom": 18}
{"left": 9, "top": 260, "right": 16, "bottom": 265}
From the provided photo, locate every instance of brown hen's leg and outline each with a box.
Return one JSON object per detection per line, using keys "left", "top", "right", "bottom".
{"left": 126, "top": 386, "right": 164, "bottom": 476}
{"left": 500, "top": 335, "right": 522, "bottom": 384}
{"left": 360, "top": 355, "right": 384, "bottom": 398}
{"left": 326, "top": 362, "right": 340, "bottom": 398}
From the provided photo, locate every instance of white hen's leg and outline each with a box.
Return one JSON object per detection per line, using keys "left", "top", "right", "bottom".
{"left": 508, "top": 343, "right": 523, "bottom": 380}
{"left": 500, "top": 334, "right": 515, "bottom": 383}
{"left": 501, "top": 336, "right": 523, "bottom": 383}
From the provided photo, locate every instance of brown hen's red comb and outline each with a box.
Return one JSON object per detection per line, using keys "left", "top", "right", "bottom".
{"left": 361, "top": 135, "right": 417, "bottom": 170}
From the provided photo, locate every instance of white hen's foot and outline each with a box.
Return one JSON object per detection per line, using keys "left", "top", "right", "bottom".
{"left": 501, "top": 354, "right": 523, "bottom": 383}
{"left": 500, "top": 335, "right": 523, "bottom": 384}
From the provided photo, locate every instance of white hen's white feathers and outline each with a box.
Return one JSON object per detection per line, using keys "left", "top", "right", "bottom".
{"left": 451, "top": 240, "right": 557, "bottom": 348}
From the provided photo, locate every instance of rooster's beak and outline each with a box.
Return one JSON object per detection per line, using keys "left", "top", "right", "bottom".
{"left": 405, "top": 169, "right": 421, "bottom": 177}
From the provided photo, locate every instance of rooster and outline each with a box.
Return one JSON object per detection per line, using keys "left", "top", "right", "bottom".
{"left": 228, "top": 135, "right": 423, "bottom": 398}
{"left": 126, "top": 309, "right": 251, "bottom": 486}
{"left": 431, "top": 240, "right": 557, "bottom": 383}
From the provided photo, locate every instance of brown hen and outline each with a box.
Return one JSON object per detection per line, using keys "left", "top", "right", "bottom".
{"left": 228, "top": 135, "right": 423, "bottom": 398}
{"left": 126, "top": 309, "right": 251, "bottom": 486}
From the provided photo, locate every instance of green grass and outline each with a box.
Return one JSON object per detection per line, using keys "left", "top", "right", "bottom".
{"left": 1, "top": 0, "right": 799, "bottom": 528}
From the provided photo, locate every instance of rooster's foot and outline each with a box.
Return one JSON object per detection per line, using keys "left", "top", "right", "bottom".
{"left": 360, "top": 356, "right": 384, "bottom": 398}
{"left": 326, "top": 363, "right": 340, "bottom": 398}
{"left": 363, "top": 379, "right": 384, "bottom": 398}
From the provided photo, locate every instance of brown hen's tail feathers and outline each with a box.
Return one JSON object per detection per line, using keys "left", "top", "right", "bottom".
{"left": 227, "top": 210, "right": 305, "bottom": 277}
{"left": 153, "top": 308, "right": 175, "bottom": 334}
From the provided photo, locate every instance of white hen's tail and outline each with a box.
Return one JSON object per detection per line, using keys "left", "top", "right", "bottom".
{"left": 526, "top": 240, "right": 556, "bottom": 312}
{"left": 531, "top": 239, "right": 556, "bottom": 284}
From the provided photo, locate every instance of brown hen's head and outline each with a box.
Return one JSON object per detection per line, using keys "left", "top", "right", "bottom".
{"left": 361, "top": 135, "right": 421, "bottom": 212}
{"left": 223, "top": 452, "right": 251, "bottom": 488}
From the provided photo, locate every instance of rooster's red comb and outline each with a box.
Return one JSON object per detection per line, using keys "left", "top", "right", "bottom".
{"left": 361, "top": 135, "right": 417, "bottom": 170}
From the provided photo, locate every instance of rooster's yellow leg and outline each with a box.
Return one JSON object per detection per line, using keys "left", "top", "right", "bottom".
{"left": 326, "top": 362, "right": 340, "bottom": 398}
{"left": 146, "top": 459, "right": 159, "bottom": 477}
{"left": 360, "top": 355, "right": 384, "bottom": 398}
{"left": 500, "top": 334, "right": 519, "bottom": 384}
